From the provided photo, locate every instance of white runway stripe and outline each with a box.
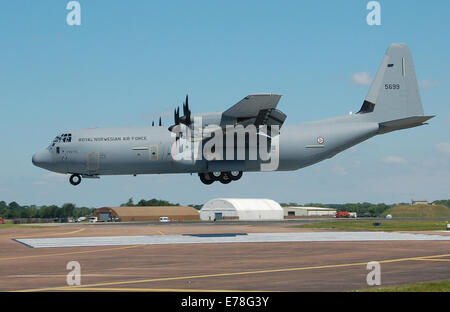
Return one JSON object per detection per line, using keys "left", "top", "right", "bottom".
{"left": 14, "top": 232, "right": 450, "bottom": 249}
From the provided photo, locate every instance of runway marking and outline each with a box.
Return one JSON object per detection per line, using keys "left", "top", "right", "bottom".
{"left": 0, "top": 244, "right": 143, "bottom": 262}
{"left": 54, "top": 287, "right": 267, "bottom": 292}
{"left": 14, "top": 252, "right": 450, "bottom": 292}
{"left": 147, "top": 226, "right": 165, "bottom": 235}
{"left": 414, "top": 258, "right": 450, "bottom": 262}
{"left": 8, "top": 228, "right": 85, "bottom": 239}
{"left": 15, "top": 231, "right": 450, "bottom": 248}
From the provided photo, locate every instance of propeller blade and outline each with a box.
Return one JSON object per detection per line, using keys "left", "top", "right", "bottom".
{"left": 169, "top": 95, "right": 192, "bottom": 131}
{"left": 159, "top": 117, "right": 162, "bottom": 126}
{"left": 184, "top": 94, "right": 191, "bottom": 125}
{"left": 186, "top": 110, "right": 191, "bottom": 126}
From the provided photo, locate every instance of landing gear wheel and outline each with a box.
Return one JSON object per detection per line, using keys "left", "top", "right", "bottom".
{"left": 219, "top": 172, "right": 232, "bottom": 184}
{"left": 211, "top": 171, "right": 222, "bottom": 181}
{"left": 229, "top": 171, "right": 243, "bottom": 181}
{"left": 69, "top": 174, "right": 82, "bottom": 186}
{"left": 199, "top": 173, "right": 214, "bottom": 185}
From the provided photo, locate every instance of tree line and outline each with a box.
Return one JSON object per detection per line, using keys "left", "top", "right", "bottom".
{"left": 1, "top": 198, "right": 448, "bottom": 220}
{"left": 433, "top": 200, "right": 450, "bottom": 208}
{"left": 0, "top": 198, "right": 182, "bottom": 221}
{"left": 0, "top": 201, "right": 94, "bottom": 220}
{"left": 120, "top": 198, "right": 180, "bottom": 207}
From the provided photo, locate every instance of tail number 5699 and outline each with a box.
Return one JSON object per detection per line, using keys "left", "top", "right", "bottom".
{"left": 385, "top": 84, "right": 400, "bottom": 90}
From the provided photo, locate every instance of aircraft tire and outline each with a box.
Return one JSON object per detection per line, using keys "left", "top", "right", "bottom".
{"left": 229, "top": 171, "right": 242, "bottom": 181}
{"left": 219, "top": 172, "right": 232, "bottom": 184}
{"left": 69, "top": 174, "right": 82, "bottom": 186}
{"left": 199, "top": 173, "right": 214, "bottom": 185}
{"left": 211, "top": 171, "right": 222, "bottom": 181}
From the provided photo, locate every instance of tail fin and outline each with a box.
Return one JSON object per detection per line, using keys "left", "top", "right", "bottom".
{"left": 357, "top": 43, "right": 431, "bottom": 126}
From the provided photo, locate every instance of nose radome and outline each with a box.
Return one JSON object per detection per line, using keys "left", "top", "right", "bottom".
{"left": 32, "top": 150, "right": 52, "bottom": 168}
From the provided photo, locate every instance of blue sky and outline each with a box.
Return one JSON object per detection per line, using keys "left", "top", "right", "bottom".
{"left": 0, "top": 1, "right": 448, "bottom": 207}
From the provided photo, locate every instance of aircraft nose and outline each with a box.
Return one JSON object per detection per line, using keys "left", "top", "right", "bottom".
{"left": 32, "top": 150, "right": 52, "bottom": 168}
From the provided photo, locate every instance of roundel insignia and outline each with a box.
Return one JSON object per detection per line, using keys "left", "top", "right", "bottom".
{"left": 317, "top": 137, "right": 324, "bottom": 144}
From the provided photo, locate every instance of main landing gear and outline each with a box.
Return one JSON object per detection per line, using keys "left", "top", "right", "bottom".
{"left": 198, "top": 171, "right": 243, "bottom": 185}
{"left": 69, "top": 174, "right": 82, "bottom": 186}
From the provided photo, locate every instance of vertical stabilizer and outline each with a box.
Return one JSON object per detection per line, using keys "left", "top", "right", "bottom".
{"left": 358, "top": 43, "right": 425, "bottom": 122}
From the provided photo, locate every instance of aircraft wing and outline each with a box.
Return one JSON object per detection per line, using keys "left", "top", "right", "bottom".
{"left": 222, "top": 94, "right": 287, "bottom": 128}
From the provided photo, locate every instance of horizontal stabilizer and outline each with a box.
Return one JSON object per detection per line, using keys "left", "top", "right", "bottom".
{"left": 377, "top": 115, "right": 434, "bottom": 134}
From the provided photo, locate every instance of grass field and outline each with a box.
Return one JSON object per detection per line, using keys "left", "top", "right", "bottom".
{"left": 296, "top": 220, "right": 449, "bottom": 231}
{"left": 382, "top": 204, "right": 450, "bottom": 218}
{"left": 358, "top": 280, "right": 450, "bottom": 292}
{"left": 0, "top": 221, "right": 53, "bottom": 229}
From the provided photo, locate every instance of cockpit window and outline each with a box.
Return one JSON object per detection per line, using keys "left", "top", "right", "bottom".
{"left": 48, "top": 133, "right": 72, "bottom": 148}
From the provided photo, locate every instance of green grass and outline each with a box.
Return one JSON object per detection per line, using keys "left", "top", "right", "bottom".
{"left": 381, "top": 204, "right": 450, "bottom": 218}
{"left": 0, "top": 221, "right": 54, "bottom": 229}
{"left": 296, "top": 220, "right": 449, "bottom": 231}
{"left": 357, "top": 280, "right": 450, "bottom": 292}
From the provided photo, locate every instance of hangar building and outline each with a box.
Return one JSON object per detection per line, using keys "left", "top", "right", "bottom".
{"left": 93, "top": 206, "right": 200, "bottom": 222}
{"left": 283, "top": 206, "right": 336, "bottom": 218}
{"left": 200, "top": 198, "right": 284, "bottom": 221}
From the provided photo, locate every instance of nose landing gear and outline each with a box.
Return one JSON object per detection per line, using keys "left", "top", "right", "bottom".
{"left": 69, "top": 174, "right": 82, "bottom": 186}
{"left": 199, "top": 171, "right": 242, "bottom": 185}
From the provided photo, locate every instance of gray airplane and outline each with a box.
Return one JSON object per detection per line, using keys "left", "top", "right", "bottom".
{"left": 32, "top": 43, "right": 433, "bottom": 185}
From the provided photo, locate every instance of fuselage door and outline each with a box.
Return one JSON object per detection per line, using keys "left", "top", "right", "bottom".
{"left": 87, "top": 152, "right": 100, "bottom": 171}
{"left": 149, "top": 145, "right": 159, "bottom": 161}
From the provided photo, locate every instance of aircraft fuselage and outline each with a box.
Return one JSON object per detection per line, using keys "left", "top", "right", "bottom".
{"left": 32, "top": 114, "right": 380, "bottom": 185}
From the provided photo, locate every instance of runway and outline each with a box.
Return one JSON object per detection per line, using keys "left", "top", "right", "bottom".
{"left": 15, "top": 231, "right": 450, "bottom": 248}
{"left": 1, "top": 222, "right": 449, "bottom": 292}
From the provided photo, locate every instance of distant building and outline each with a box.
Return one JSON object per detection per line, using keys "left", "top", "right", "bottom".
{"left": 200, "top": 198, "right": 284, "bottom": 221}
{"left": 412, "top": 200, "right": 428, "bottom": 205}
{"left": 93, "top": 206, "right": 200, "bottom": 222}
{"left": 283, "top": 206, "right": 336, "bottom": 218}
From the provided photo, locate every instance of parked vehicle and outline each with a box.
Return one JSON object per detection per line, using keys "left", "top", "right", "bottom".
{"left": 159, "top": 217, "right": 170, "bottom": 223}
{"left": 89, "top": 217, "right": 98, "bottom": 223}
{"left": 335, "top": 211, "right": 350, "bottom": 218}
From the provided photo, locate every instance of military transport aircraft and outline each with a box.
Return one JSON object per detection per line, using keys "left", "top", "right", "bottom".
{"left": 32, "top": 43, "right": 433, "bottom": 185}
